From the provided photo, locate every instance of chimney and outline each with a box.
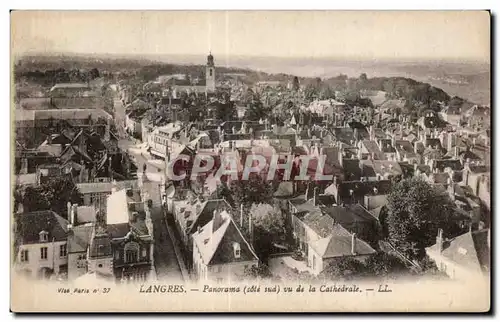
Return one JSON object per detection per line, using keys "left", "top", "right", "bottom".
{"left": 197, "top": 225, "right": 201, "bottom": 234}
{"left": 20, "top": 158, "right": 28, "bottom": 175}
{"left": 212, "top": 209, "right": 224, "bottom": 233}
{"left": 67, "top": 202, "right": 72, "bottom": 220}
{"left": 436, "top": 228, "right": 444, "bottom": 253}
{"left": 313, "top": 187, "right": 319, "bottom": 206}
{"left": 79, "top": 160, "right": 86, "bottom": 183}
{"left": 391, "top": 135, "right": 396, "bottom": 147}
{"left": 351, "top": 233, "right": 357, "bottom": 255}
{"left": 338, "top": 145, "right": 344, "bottom": 167}
{"left": 240, "top": 203, "right": 244, "bottom": 227}
{"left": 71, "top": 204, "right": 78, "bottom": 226}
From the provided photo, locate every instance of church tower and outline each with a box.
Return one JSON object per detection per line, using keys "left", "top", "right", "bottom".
{"left": 206, "top": 52, "right": 216, "bottom": 92}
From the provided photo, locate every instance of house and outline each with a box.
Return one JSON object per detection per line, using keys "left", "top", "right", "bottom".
{"left": 319, "top": 204, "right": 379, "bottom": 244}
{"left": 125, "top": 108, "right": 148, "bottom": 138}
{"left": 172, "top": 193, "right": 232, "bottom": 267}
{"left": 147, "top": 122, "right": 185, "bottom": 159}
{"left": 49, "top": 83, "right": 92, "bottom": 98}
{"left": 15, "top": 108, "right": 113, "bottom": 149}
{"left": 417, "top": 111, "right": 448, "bottom": 133}
{"left": 325, "top": 179, "right": 392, "bottom": 206}
{"left": 358, "top": 140, "right": 385, "bottom": 160}
{"left": 394, "top": 140, "right": 419, "bottom": 164}
{"left": 307, "top": 224, "right": 376, "bottom": 275}
{"left": 14, "top": 210, "right": 69, "bottom": 280}
{"left": 67, "top": 223, "right": 94, "bottom": 280}
{"left": 86, "top": 188, "right": 154, "bottom": 282}
{"left": 289, "top": 194, "right": 376, "bottom": 275}
{"left": 76, "top": 180, "right": 138, "bottom": 210}
{"left": 425, "top": 228, "right": 490, "bottom": 281}
{"left": 192, "top": 210, "right": 259, "bottom": 283}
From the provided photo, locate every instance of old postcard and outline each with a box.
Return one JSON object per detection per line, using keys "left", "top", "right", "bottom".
{"left": 10, "top": 10, "right": 491, "bottom": 312}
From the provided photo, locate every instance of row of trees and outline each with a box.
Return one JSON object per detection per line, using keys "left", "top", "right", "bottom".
{"left": 16, "top": 68, "right": 101, "bottom": 87}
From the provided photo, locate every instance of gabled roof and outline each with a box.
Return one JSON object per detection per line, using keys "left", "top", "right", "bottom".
{"left": 76, "top": 180, "right": 138, "bottom": 195}
{"left": 371, "top": 160, "right": 403, "bottom": 177}
{"left": 15, "top": 210, "right": 69, "bottom": 244}
{"left": 361, "top": 140, "right": 385, "bottom": 159}
{"left": 434, "top": 159, "right": 463, "bottom": 172}
{"left": 394, "top": 140, "right": 416, "bottom": 158}
{"left": 310, "top": 224, "right": 376, "bottom": 259}
{"left": 321, "top": 204, "right": 377, "bottom": 226}
{"left": 187, "top": 199, "right": 232, "bottom": 235}
{"left": 427, "top": 229, "right": 490, "bottom": 273}
{"left": 192, "top": 211, "right": 258, "bottom": 265}
{"left": 68, "top": 224, "right": 93, "bottom": 253}
{"left": 294, "top": 204, "right": 335, "bottom": 239}
{"left": 337, "top": 180, "right": 392, "bottom": 201}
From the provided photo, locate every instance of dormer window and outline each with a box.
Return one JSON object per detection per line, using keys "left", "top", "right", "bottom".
{"left": 233, "top": 242, "right": 241, "bottom": 259}
{"left": 39, "top": 231, "right": 49, "bottom": 242}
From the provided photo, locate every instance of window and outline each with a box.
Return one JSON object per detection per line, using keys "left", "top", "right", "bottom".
{"left": 233, "top": 242, "right": 241, "bottom": 259}
{"left": 216, "top": 278, "right": 223, "bottom": 284}
{"left": 141, "top": 247, "right": 147, "bottom": 258}
{"left": 125, "top": 250, "right": 137, "bottom": 263}
{"left": 59, "top": 244, "right": 67, "bottom": 258}
{"left": 124, "top": 242, "right": 140, "bottom": 263}
{"left": 39, "top": 231, "right": 48, "bottom": 242}
{"left": 40, "top": 247, "right": 48, "bottom": 260}
{"left": 312, "top": 256, "right": 316, "bottom": 270}
{"left": 20, "top": 250, "right": 29, "bottom": 262}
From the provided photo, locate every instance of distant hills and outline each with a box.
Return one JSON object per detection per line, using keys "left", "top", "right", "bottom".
{"left": 14, "top": 52, "right": 490, "bottom": 106}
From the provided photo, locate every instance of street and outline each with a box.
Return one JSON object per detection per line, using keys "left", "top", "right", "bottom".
{"left": 113, "top": 86, "right": 184, "bottom": 282}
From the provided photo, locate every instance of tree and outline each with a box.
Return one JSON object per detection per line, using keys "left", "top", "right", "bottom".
{"left": 20, "top": 176, "right": 83, "bottom": 219}
{"left": 89, "top": 68, "right": 100, "bottom": 80}
{"left": 386, "top": 177, "right": 462, "bottom": 260}
{"left": 319, "top": 257, "right": 367, "bottom": 280}
{"left": 319, "top": 85, "right": 336, "bottom": 100}
{"left": 243, "top": 264, "right": 274, "bottom": 280}
{"left": 364, "top": 252, "right": 407, "bottom": 277}
{"left": 230, "top": 175, "right": 273, "bottom": 208}
{"left": 357, "top": 73, "right": 368, "bottom": 90}
{"left": 246, "top": 100, "right": 269, "bottom": 122}
{"left": 250, "top": 203, "right": 286, "bottom": 263}
{"left": 304, "top": 83, "right": 318, "bottom": 102}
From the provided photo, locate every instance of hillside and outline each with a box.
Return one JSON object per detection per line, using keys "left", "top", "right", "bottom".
{"left": 14, "top": 53, "right": 478, "bottom": 109}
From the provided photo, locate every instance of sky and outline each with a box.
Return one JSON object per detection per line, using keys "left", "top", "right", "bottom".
{"left": 11, "top": 11, "right": 490, "bottom": 62}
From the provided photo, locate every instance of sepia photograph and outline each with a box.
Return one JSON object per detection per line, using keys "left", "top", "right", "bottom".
{"left": 9, "top": 10, "right": 491, "bottom": 312}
